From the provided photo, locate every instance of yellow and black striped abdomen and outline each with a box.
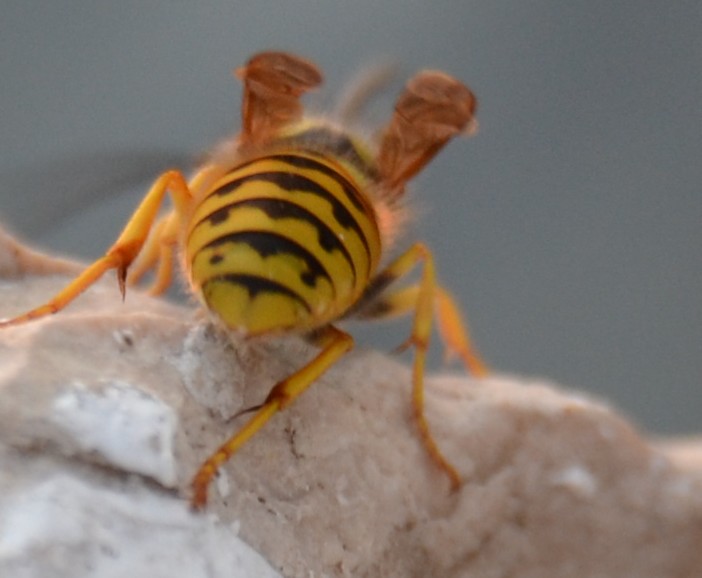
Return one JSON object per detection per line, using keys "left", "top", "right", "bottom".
{"left": 186, "top": 152, "right": 382, "bottom": 335}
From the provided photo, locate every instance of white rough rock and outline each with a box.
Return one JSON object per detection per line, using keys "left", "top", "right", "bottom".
{"left": 0, "top": 227, "right": 700, "bottom": 578}
{"left": 0, "top": 465, "right": 280, "bottom": 578}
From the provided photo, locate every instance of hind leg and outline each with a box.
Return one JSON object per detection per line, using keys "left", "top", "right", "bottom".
{"left": 351, "top": 242, "right": 488, "bottom": 489}
{"left": 190, "top": 325, "right": 354, "bottom": 509}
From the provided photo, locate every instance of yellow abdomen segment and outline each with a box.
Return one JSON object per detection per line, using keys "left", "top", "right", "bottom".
{"left": 185, "top": 152, "right": 381, "bottom": 335}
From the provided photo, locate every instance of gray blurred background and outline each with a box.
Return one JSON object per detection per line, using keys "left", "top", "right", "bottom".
{"left": 1, "top": 2, "right": 700, "bottom": 434}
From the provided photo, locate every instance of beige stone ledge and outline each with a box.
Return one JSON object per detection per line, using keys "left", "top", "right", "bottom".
{"left": 0, "top": 228, "right": 700, "bottom": 578}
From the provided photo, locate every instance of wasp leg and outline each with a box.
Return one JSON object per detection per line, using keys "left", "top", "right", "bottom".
{"left": 434, "top": 286, "right": 488, "bottom": 375}
{"left": 128, "top": 164, "right": 228, "bottom": 295}
{"left": 190, "top": 325, "right": 354, "bottom": 510}
{"left": 352, "top": 242, "right": 487, "bottom": 490}
{"left": 353, "top": 284, "right": 488, "bottom": 377}
{"left": 0, "top": 171, "right": 193, "bottom": 327}
{"left": 127, "top": 210, "right": 179, "bottom": 296}
{"left": 236, "top": 51, "right": 322, "bottom": 146}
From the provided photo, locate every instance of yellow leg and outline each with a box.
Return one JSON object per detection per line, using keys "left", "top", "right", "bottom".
{"left": 434, "top": 287, "right": 488, "bottom": 376}
{"left": 351, "top": 242, "right": 488, "bottom": 489}
{"left": 126, "top": 214, "right": 167, "bottom": 288}
{"left": 354, "top": 254, "right": 489, "bottom": 377}
{"left": 402, "top": 244, "right": 463, "bottom": 489}
{"left": 0, "top": 170, "right": 193, "bottom": 327}
{"left": 353, "top": 284, "right": 488, "bottom": 377}
{"left": 127, "top": 211, "right": 180, "bottom": 296}
{"left": 190, "top": 325, "right": 354, "bottom": 509}
{"left": 128, "top": 164, "right": 220, "bottom": 295}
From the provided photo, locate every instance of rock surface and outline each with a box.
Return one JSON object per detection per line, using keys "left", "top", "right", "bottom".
{"left": 0, "top": 227, "right": 700, "bottom": 578}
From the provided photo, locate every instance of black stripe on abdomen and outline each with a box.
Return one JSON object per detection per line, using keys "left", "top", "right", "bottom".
{"left": 202, "top": 273, "right": 311, "bottom": 313}
{"left": 204, "top": 198, "right": 356, "bottom": 278}
{"left": 207, "top": 170, "right": 372, "bottom": 262}
{"left": 203, "top": 230, "right": 332, "bottom": 289}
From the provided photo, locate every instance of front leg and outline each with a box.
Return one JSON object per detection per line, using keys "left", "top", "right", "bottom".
{"left": 0, "top": 170, "right": 193, "bottom": 326}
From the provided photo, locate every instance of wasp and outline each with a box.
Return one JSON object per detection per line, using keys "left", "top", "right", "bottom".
{"left": 0, "top": 52, "right": 487, "bottom": 508}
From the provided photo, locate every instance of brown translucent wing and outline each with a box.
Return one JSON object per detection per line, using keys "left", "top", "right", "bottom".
{"left": 377, "top": 71, "right": 477, "bottom": 196}
{"left": 236, "top": 51, "right": 323, "bottom": 145}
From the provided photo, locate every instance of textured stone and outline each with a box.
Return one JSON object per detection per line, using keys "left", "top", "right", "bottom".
{"left": 0, "top": 228, "right": 700, "bottom": 577}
